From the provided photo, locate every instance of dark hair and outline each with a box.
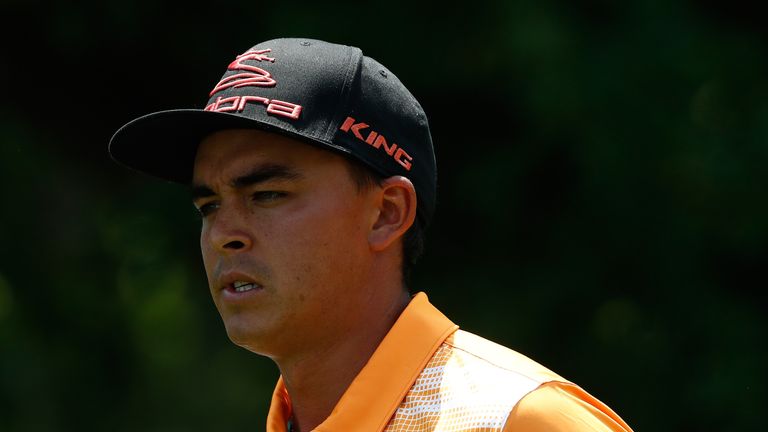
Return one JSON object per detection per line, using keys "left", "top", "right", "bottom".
{"left": 344, "top": 158, "right": 425, "bottom": 287}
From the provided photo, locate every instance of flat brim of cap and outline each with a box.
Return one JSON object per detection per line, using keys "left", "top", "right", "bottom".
{"left": 108, "top": 109, "right": 350, "bottom": 184}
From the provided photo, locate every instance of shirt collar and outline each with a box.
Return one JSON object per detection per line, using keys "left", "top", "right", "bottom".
{"left": 266, "top": 292, "right": 458, "bottom": 432}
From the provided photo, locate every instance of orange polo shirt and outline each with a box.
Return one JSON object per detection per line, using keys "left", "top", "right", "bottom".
{"left": 267, "top": 293, "right": 633, "bottom": 431}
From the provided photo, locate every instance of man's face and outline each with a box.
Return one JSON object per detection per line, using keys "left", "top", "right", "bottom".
{"left": 192, "top": 129, "right": 379, "bottom": 358}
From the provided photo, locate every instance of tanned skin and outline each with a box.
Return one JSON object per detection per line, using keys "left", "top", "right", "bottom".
{"left": 192, "top": 129, "right": 417, "bottom": 431}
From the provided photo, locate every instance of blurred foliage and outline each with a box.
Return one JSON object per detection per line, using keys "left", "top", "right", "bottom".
{"left": 1, "top": 0, "right": 767, "bottom": 431}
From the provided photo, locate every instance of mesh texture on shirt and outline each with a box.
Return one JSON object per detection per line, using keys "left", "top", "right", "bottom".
{"left": 383, "top": 330, "right": 543, "bottom": 432}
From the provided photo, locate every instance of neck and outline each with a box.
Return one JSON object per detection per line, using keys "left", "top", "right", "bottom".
{"left": 277, "top": 288, "right": 410, "bottom": 432}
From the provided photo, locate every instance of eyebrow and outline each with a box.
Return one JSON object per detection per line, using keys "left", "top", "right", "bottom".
{"left": 191, "top": 163, "right": 303, "bottom": 200}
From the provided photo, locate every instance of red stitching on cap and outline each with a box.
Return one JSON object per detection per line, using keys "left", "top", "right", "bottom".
{"left": 340, "top": 117, "right": 356, "bottom": 132}
{"left": 350, "top": 122, "right": 369, "bottom": 140}
{"left": 203, "top": 95, "right": 303, "bottom": 121}
{"left": 230, "top": 49, "right": 276, "bottom": 67}
{"left": 373, "top": 135, "right": 397, "bottom": 156}
{"left": 204, "top": 48, "right": 303, "bottom": 122}
{"left": 206, "top": 96, "right": 240, "bottom": 112}
{"left": 209, "top": 70, "right": 276, "bottom": 96}
{"left": 338, "top": 115, "right": 413, "bottom": 171}
{"left": 267, "top": 100, "right": 302, "bottom": 120}
{"left": 394, "top": 148, "right": 413, "bottom": 170}
{"left": 209, "top": 49, "right": 278, "bottom": 96}
{"left": 237, "top": 95, "right": 269, "bottom": 111}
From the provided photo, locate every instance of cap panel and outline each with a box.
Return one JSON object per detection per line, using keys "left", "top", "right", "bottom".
{"left": 204, "top": 38, "right": 360, "bottom": 144}
{"left": 321, "top": 44, "right": 364, "bottom": 143}
{"left": 331, "top": 56, "right": 436, "bottom": 226}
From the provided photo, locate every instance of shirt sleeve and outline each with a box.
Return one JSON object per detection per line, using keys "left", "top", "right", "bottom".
{"left": 502, "top": 381, "right": 633, "bottom": 432}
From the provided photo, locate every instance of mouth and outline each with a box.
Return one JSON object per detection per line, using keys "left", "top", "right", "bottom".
{"left": 218, "top": 271, "right": 265, "bottom": 298}
{"left": 231, "top": 280, "right": 260, "bottom": 293}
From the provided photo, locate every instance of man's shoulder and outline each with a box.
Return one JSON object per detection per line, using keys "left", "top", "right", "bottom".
{"left": 443, "top": 329, "right": 566, "bottom": 386}
{"left": 384, "top": 329, "right": 567, "bottom": 431}
{"left": 433, "top": 329, "right": 569, "bottom": 412}
{"left": 441, "top": 330, "right": 633, "bottom": 432}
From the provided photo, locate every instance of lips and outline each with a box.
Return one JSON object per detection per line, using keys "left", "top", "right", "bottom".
{"left": 232, "top": 280, "right": 259, "bottom": 293}
{"left": 219, "top": 272, "right": 263, "bottom": 295}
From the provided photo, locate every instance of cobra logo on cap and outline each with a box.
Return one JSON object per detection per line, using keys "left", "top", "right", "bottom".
{"left": 204, "top": 48, "right": 303, "bottom": 120}
{"left": 209, "top": 49, "right": 277, "bottom": 95}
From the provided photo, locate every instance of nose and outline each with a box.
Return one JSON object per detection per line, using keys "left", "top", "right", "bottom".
{"left": 205, "top": 205, "right": 253, "bottom": 254}
{"left": 220, "top": 238, "right": 248, "bottom": 251}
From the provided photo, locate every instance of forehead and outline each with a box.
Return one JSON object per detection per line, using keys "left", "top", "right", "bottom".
{"left": 193, "top": 129, "right": 339, "bottom": 181}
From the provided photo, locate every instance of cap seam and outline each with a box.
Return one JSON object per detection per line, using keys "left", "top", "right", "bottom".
{"left": 322, "top": 46, "right": 360, "bottom": 142}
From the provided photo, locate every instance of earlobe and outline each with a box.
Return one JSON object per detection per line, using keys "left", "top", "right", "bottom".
{"left": 369, "top": 176, "right": 417, "bottom": 252}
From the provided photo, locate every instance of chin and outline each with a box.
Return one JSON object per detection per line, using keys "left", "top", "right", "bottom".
{"left": 223, "top": 318, "right": 273, "bottom": 355}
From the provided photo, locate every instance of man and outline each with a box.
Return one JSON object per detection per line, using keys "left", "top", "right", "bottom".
{"left": 109, "top": 38, "right": 633, "bottom": 431}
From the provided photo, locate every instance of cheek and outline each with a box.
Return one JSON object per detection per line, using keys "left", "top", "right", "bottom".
{"left": 275, "top": 199, "right": 368, "bottom": 275}
{"left": 199, "top": 229, "right": 217, "bottom": 285}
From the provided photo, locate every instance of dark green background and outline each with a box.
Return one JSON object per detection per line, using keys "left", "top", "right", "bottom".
{"left": 1, "top": 1, "right": 766, "bottom": 430}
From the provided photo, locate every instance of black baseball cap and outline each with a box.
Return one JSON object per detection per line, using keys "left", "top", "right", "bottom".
{"left": 109, "top": 38, "right": 436, "bottom": 227}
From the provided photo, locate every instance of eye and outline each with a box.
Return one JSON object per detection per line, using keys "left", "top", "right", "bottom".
{"left": 252, "top": 191, "right": 287, "bottom": 203}
{"left": 195, "top": 201, "right": 219, "bottom": 217}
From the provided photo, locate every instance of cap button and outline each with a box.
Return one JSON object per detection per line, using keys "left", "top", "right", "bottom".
{"left": 300, "top": 41, "right": 311, "bottom": 46}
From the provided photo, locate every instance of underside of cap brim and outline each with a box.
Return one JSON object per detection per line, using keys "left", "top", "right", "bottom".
{"left": 108, "top": 109, "right": 353, "bottom": 184}
{"left": 109, "top": 109, "right": 259, "bottom": 184}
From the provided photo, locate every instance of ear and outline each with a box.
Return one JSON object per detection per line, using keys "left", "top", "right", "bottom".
{"left": 369, "top": 176, "right": 417, "bottom": 252}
